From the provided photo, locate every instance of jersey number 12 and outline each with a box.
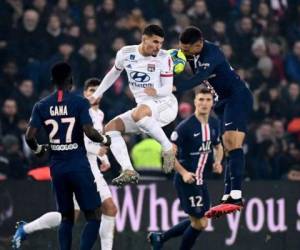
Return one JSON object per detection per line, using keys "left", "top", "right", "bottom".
{"left": 189, "top": 196, "right": 203, "bottom": 207}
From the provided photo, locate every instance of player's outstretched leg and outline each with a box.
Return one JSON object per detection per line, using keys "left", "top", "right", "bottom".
{"left": 105, "top": 118, "right": 140, "bottom": 187}
{"left": 148, "top": 219, "right": 190, "bottom": 250}
{"left": 12, "top": 212, "right": 62, "bottom": 249}
{"left": 132, "top": 105, "right": 176, "bottom": 173}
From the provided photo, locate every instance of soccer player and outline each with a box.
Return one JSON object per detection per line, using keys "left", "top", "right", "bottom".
{"left": 148, "top": 87, "right": 223, "bottom": 250}
{"left": 89, "top": 24, "right": 178, "bottom": 186}
{"left": 174, "top": 26, "right": 253, "bottom": 217}
{"left": 12, "top": 78, "right": 117, "bottom": 250}
{"left": 19, "top": 62, "right": 110, "bottom": 250}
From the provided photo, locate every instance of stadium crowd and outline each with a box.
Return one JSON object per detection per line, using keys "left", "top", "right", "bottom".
{"left": 0, "top": 0, "right": 300, "bottom": 181}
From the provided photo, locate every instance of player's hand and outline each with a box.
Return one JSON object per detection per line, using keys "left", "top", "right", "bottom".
{"left": 100, "top": 163, "right": 111, "bottom": 172}
{"left": 182, "top": 171, "right": 196, "bottom": 184}
{"left": 33, "top": 144, "right": 49, "bottom": 157}
{"left": 98, "top": 147, "right": 108, "bottom": 157}
{"left": 144, "top": 87, "right": 157, "bottom": 96}
{"left": 213, "top": 162, "right": 223, "bottom": 174}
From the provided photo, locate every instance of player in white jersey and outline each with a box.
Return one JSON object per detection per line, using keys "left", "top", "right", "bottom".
{"left": 89, "top": 24, "right": 178, "bottom": 186}
{"left": 12, "top": 79, "right": 117, "bottom": 250}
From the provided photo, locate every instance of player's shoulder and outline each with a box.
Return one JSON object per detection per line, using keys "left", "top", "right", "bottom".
{"left": 176, "top": 115, "right": 196, "bottom": 131}
{"left": 158, "top": 49, "right": 169, "bottom": 57}
{"left": 36, "top": 92, "right": 56, "bottom": 108}
{"left": 158, "top": 49, "right": 171, "bottom": 59}
{"left": 204, "top": 40, "right": 219, "bottom": 49}
{"left": 118, "top": 45, "right": 138, "bottom": 55}
{"left": 204, "top": 40, "right": 223, "bottom": 55}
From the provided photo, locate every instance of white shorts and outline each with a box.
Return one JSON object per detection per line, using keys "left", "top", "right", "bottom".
{"left": 117, "top": 94, "right": 178, "bottom": 133}
{"left": 73, "top": 157, "right": 112, "bottom": 210}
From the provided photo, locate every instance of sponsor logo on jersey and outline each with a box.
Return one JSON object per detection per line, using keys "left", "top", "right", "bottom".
{"left": 51, "top": 143, "right": 79, "bottom": 151}
{"left": 129, "top": 71, "right": 150, "bottom": 82}
{"left": 130, "top": 54, "right": 135, "bottom": 60}
{"left": 199, "top": 141, "right": 211, "bottom": 153}
{"left": 196, "top": 61, "right": 210, "bottom": 69}
{"left": 147, "top": 64, "right": 155, "bottom": 72}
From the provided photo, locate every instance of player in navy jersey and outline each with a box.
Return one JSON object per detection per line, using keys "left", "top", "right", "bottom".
{"left": 148, "top": 87, "right": 223, "bottom": 250}
{"left": 174, "top": 26, "right": 253, "bottom": 217}
{"left": 23, "top": 62, "right": 110, "bottom": 250}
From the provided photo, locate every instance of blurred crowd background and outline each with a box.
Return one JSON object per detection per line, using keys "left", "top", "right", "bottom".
{"left": 0, "top": 0, "right": 300, "bottom": 182}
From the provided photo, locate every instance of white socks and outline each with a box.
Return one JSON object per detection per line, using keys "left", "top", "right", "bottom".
{"left": 106, "top": 131, "right": 134, "bottom": 171}
{"left": 100, "top": 214, "right": 115, "bottom": 250}
{"left": 23, "top": 212, "right": 62, "bottom": 234}
{"left": 230, "top": 190, "right": 242, "bottom": 199}
{"left": 136, "top": 116, "right": 173, "bottom": 151}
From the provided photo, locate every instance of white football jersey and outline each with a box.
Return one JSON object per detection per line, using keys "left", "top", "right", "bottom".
{"left": 115, "top": 45, "right": 173, "bottom": 104}
{"left": 84, "top": 108, "right": 104, "bottom": 160}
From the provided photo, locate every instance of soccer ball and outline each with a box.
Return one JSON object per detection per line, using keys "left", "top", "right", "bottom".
{"left": 167, "top": 49, "right": 187, "bottom": 74}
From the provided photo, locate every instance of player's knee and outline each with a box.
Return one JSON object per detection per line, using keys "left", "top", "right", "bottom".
{"left": 102, "top": 199, "right": 117, "bottom": 217}
{"left": 131, "top": 105, "right": 152, "bottom": 122}
{"left": 191, "top": 218, "right": 208, "bottom": 231}
{"left": 104, "top": 118, "right": 125, "bottom": 133}
{"left": 83, "top": 207, "right": 101, "bottom": 221}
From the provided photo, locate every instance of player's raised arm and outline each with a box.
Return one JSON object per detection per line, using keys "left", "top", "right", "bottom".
{"left": 91, "top": 49, "right": 124, "bottom": 102}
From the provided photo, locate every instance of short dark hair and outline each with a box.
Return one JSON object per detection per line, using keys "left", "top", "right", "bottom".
{"left": 51, "top": 62, "right": 72, "bottom": 86}
{"left": 194, "top": 86, "right": 213, "bottom": 97}
{"left": 142, "top": 24, "right": 164, "bottom": 38}
{"left": 84, "top": 78, "right": 101, "bottom": 90}
{"left": 180, "top": 26, "right": 203, "bottom": 44}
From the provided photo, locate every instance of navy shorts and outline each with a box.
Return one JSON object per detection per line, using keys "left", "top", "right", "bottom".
{"left": 215, "top": 86, "right": 253, "bottom": 134}
{"left": 174, "top": 174, "right": 210, "bottom": 218}
{"left": 52, "top": 169, "right": 101, "bottom": 214}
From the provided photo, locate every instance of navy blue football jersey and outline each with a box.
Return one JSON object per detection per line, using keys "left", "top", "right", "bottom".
{"left": 171, "top": 115, "right": 221, "bottom": 185}
{"left": 176, "top": 41, "right": 247, "bottom": 100}
{"left": 29, "top": 90, "right": 93, "bottom": 174}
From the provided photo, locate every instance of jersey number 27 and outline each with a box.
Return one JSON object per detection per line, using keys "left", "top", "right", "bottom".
{"left": 45, "top": 117, "right": 75, "bottom": 144}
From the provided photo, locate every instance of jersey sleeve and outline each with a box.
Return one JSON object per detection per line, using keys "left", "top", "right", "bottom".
{"left": 79, "top": 98, "right": 93, "bottom": 126}
{"left": 29, "top": 103, "right": 43, "bottom": 129}
{"left": 114, "top": 48, "right": 125, "bottom": 71}
{"left": 170, "top": 122, "right": 186, "bottom": 147}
